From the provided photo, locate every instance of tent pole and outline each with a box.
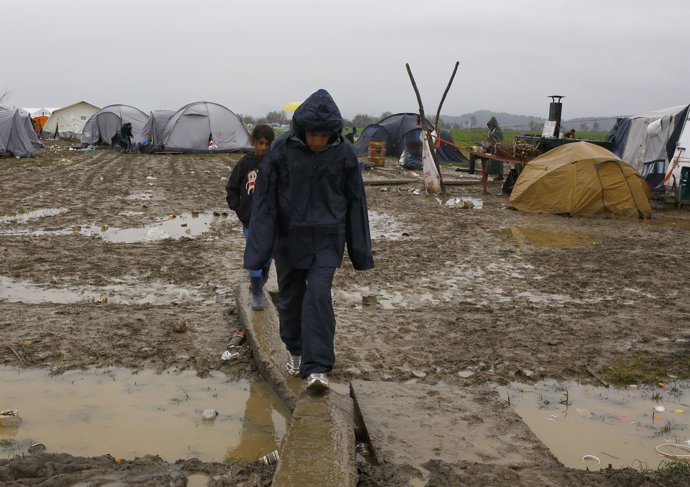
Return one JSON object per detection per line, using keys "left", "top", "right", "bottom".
{"left": 405, "top": 63, "right": 446, "bottom": 194}
{"left": 434, "top": 61, "right": 459, "bottom": 131}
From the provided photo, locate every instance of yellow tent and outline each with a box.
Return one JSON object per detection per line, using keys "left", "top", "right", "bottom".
{"left": 508, "top": 141, "right": 652, "bottom": 218}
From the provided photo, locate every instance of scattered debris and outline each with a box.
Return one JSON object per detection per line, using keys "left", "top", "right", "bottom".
{"left": 28, "top": 443, "right": 46, "bottom": 454}
{"left": 228, "top": 329, "right": 245, "bottom": 348}
{"left": 201, "top": 409, "right": 218, "bottom": 421}
{"left": 445, "top": 197, "right": 483, "bottom": 209}
{"left": 7, "top": 345, "right": 22, "bottom": 363}
{"left": 584, "top": 364, "right": 610, "bottom": 388}
{"left": 0, "top": 409, "right": 21, "bottom": 427}
{"left": 258, "top": 450, "right": 280, "bottom": 465}
{"left": 221, "top": 350, "right": 240, "bottom": 361}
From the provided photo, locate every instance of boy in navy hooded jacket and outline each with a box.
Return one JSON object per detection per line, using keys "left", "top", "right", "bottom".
{"left": 244, "top": 89, "right": 374, "bottom": 392}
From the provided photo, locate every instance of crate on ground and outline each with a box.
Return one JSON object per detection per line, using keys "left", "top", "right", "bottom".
{"left": 368, "top": 141, "right": 386, "bottom": 167}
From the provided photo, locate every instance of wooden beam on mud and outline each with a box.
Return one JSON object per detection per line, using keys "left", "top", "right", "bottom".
{"left": 235, "top": 285, "right": 357, "bottom": 487}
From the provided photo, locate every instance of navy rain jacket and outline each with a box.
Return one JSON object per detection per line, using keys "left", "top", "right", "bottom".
{"left": 244, "top": 89, "right": 374, "bottom": 271}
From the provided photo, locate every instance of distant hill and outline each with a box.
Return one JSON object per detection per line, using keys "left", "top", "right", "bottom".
{"left": 440, "top": 110, "right": 619, "bottom": 132}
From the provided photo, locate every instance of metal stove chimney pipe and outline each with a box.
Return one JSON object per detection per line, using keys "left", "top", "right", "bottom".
{"left": 548, "top": 95, "right": 564, "bottom": 138}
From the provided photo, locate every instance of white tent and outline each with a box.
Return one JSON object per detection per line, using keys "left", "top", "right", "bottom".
{"left": 23, "top": 107, "right": 58, "bottom": 118}
{"left": 610, "top": 105, "right": 689, "bottom": 173}
{"left": 42, "top": 101, "right": 101, "bottom": 140}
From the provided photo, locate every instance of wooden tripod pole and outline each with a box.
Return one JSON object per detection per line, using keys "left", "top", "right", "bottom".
{"left": 434, "top": 61, "right": 459, "bottom": 131}
{"left": 405, "top": 63, "right": 446, "bottom": 194}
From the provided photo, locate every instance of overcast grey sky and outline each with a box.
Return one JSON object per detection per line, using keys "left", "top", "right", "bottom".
{"left": 1, "top": 0, "right": 689, "bottom": 120}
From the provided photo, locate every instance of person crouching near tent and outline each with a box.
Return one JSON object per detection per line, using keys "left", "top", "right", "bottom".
{"left": 226, "top": 124, "right": 276, "bottom": 310}
{"left": 244, "top": 89, "right": 374, "bottom": 393}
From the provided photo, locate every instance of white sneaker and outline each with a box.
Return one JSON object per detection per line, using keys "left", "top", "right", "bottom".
{"left": 286, "top": 353, "right": 301, "bottom": 376}
{"left": 306, "top": 373, "right": 329, "bottom": 393}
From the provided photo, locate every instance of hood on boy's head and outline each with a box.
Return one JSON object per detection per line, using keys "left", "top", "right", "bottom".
{"left": 291, "top": 89, "right": 343, "bottom": 136}
{"left": 487, "top": 117, "right": 498, "bottom": 128}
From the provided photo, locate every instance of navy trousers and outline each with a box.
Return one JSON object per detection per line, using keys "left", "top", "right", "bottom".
{"left": 276, "top": 263, "right": 336, "bottom": 377}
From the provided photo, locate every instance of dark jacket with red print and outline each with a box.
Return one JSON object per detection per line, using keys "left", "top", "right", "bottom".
{"left": 225, "top": 153, "right": 262, "bottom": 228}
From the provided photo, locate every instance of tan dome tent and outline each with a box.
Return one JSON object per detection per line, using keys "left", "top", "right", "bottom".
{"left": 508, "top": 141, "right": 652, "bottom": 218}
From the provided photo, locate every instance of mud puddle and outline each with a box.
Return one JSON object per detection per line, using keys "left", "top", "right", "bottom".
{"left": 644, "top": 216, "right": 690, "bottom": 231}
{"left": 0, "top": 207, "right": 68, "bottom": 224}
{"left": 187, "top": 474, "right": 210, "bottom": 487}
{"left": 336, "top": 267, "right": 612, "bottom": 310}
{"left": 505, "top": 226, "right": 597, "bottom": 249}
{"left": 367, "top": 210, "right": 416, "bottom": 240}
{"left": 125, "top": 192, "right": 153, "bottom": 201}
{"left": 0, "top": 211, "right": 214, "bottom": 242}
{"left": 0, "top": 367, "right": 289, "bottom": 462}
{"left": 0, "top": 276, "right": 209, "bottom": 305}
{"left": 335, "top": 286, "right": 436, "bottom": 310}
{"left": 496, "top": 380, "right": 690, "bottom": 469}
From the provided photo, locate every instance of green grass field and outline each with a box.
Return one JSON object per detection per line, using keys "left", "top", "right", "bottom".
{"left": 448, "top": 128, "right": 607, "bottom": 150}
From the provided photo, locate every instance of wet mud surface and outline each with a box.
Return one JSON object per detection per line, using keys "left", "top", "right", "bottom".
{"left": 1, "top": 143, "right": 690, "bottom": 486}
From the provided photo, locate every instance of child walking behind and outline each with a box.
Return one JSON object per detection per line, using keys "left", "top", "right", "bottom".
{"left": 226, "top": 124, "right": 275, "bottom": 310}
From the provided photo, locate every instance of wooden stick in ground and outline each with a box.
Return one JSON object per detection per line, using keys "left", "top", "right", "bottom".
{"left": 405, "top": 63, "right": 446, "bottom": 194}
{"left": 584, "top": 364, "right": 610, "bottom": 388}
{"left": 7, "top": 345, "right": 22, "bottom": 364}
{"left": 434, "top": 61, "right": 459, "bottom": 130}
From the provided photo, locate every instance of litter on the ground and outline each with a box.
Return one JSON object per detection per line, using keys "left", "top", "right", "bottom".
{"left": 221, "top": 350, "right": 239, "bottom": 361}
{"left": 228, "top": 329, "right": 246, "bottom": 348}
{"left": 0, "top": 409, "right": 21, "bottom": 427}
{"left": 258, "top": 450, "right": 280, "bottom": 465}
{"left": 201, "top": 408, "right": 218, "bottom": 420}
{"left": 581, "top": 454, "right": 601, "bottom": 465}
{"left": 655, "top": 443, "right": 690, "bottom": 459}
{"left": 445, "top": 197, "right": 483, "bottom": 209}
{"left": 28, "top": 443, "right": 46, "bottom": 454}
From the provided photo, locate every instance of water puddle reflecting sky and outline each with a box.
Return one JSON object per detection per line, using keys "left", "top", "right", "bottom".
{"left": 0, "top": 276, "right": 209, "bottom": 305}
{"left": 496, "top": 380, "right": 690, "bottom": 469}
{"left": 0, "top": 208, "right": 68, "bottom": 224}
{"left": 506, "top": 226, "right": 597, "bottom": 249}
{"left": 0, "top": 211, "right": 214, "bottom": 242}
{"left": 0, "top": 367, "right": 289, "bottom": 463}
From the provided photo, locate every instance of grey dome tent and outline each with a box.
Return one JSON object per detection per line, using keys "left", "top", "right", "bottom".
{"left": 436, "top": 129, "right": 469, "bottom": 163}
{"left": 353, "top": 113, "right": 434, "bottom": 158}
{"left": 0, "top": 108, "right": 43, "bottom": 157}
{"left": 141, "top": 110, "right": 175, "bottom": 149}
{"left": 159, "top": 101, "right": 251, "bottom": 153}
{"left": 80, "top": 104, "right": 149, "bottom": 146}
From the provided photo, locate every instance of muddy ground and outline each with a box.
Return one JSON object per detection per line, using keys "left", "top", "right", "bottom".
{"left": 1, "top": 142, "right": 689, "bottom": 486}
